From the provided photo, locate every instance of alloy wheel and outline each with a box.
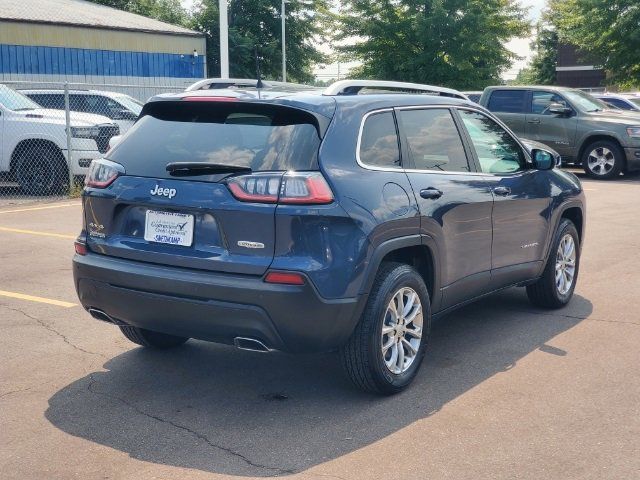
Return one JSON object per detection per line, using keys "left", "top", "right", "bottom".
{"left": 555, "top": 234, "right": 576, "bottom": 295}
{"left": 381, "top": 287, "right": 423, "bottom": 374}
{"left": 587, "top": 147, "right": 615, "bottom": 176}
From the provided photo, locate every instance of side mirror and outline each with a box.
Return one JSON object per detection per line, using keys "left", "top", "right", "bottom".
{"left": 548, "top": 102, "right": 572, "bottom": 116}
{"left": 108, "top": 135, "right": 122, "bottom": 151}
{"left": 112, "top": 109, "right": 137, "bottom": 121}
{"left": 531, "top": 148, "right": 555, "bottom": 170}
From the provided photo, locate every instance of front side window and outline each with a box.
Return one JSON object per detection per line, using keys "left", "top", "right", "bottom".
{"left": 459, "top": 110, "right": 525, "bottom": 174}
{"left": 531, "top": 91, "right": 570, "bottom": 115}
{"left": 487, "top": 90, "right": 527, "bottom": 113}
{"left": 359, "top": 111, "right": 401, "bottom": 168}
{"left": 398, "top": 108, "right": 469, "bottom": 172}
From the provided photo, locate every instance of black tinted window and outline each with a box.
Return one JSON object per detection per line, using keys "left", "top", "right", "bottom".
{"left": 359, "top": 111, "right": 401, "bottom": 167}
{"left": 603, "top": 98, "right": 631, "bottom": 110}
{"left": 108, "top": 102, "right": 321, "bottom": 179}
{"left": 30, "top": 94, "right": 65, "bottom": 110}
{"left": 398, "top": 109, "right": 470, "bottom": 172}
{"left": 487, "top": 90, "right": 527, "bottom": 113}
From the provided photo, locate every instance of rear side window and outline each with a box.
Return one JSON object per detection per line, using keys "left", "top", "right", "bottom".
{"left": 398, "top": 108, "right": 470, "bottom": 172}
{"left": 30, "top": 94, "right": 65, "bottom": 110}
{"left": 359, "top": 111, "right": 401, "bottom": 168}
{"left": 487, "top": 90, "right": 527, "bottom": 113}
{"left": 603, "top": 98, "right": 632, "bottom": 110}
{"left": 108, "top": 101, "right": 321, "bottom": 179}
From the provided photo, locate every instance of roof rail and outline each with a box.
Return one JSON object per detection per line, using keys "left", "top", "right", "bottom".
{"left": 185, "top": 78, "right": 318, "bottom": 92}
{"left": 323, "top": 80, "right": 468, "bottom": 100}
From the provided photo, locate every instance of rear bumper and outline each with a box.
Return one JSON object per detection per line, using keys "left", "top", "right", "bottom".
{"left": 624, "top": 148, "right": 640, "bottom": 171}
{"left": 72, "top": 252, "right": 362, "bottom": 353}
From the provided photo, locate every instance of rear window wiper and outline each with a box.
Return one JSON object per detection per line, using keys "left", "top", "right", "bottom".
{"left": 166, "top": 162, "right": 252, "bottom": 177}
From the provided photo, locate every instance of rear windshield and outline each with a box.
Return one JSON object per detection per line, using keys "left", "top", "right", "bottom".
{"left": 107, "top": 101, "right": 321, "bottom": 179}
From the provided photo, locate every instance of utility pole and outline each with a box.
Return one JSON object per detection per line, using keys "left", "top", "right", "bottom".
{"left": 281, "top": 0, "right": 287, "bottom": 82}
{"left": 219, "top": 0, "right": 229, "bottom": 78}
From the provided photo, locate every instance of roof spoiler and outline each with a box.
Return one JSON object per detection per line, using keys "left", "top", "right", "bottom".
{"left": 323, "top": 80, "right": 468, "bottom": 100}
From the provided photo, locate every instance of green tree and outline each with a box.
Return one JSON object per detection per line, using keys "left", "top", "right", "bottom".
{"left": 192, "top": 0, "right": 330, "bottom": 82}
{"left": 336, "top": 0, "right": 529, "bottom": 89}
{"left": 89, "top": 0, "right": 189, "bottom": 26}
{"left": 551, "top": 0, "right": 640, "bottom": 86}
{"left": 526, "top": 20, "right": 558, "bottom": 85}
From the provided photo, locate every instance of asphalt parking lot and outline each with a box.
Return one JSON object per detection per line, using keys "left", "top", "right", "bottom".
{"left": 1, "top": 172, "right": 639, "bottom": 480}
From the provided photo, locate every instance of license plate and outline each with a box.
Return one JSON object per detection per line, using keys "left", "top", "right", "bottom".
{"left": 144, "top": 210, "right": 194, "bottom": 247}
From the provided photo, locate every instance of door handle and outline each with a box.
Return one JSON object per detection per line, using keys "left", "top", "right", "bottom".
{"left": 527, "top": 119, "right": 541, "bottom": 124}
{"left": 420, "top": 188, "right": 443, "bottom": 200}
{"left": 493, "top": 186, "right": 511, "bottom": 196}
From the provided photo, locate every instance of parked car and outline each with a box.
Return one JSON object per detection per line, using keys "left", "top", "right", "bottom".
{"left": 479, "top": 86, "right": 640, "bottom": 179}
{"left": 73, "top": 79, "right": 585, "bottom": 394}
{"left": 0, "top": 84, "right": 119, "bottom": 195}
{"left": 462, "top": 91, "right": 482, "bottom": 103}
{"left": 594, "top": 93, "right": 640, "bottom": 112}
{"left": 20, "top": 89, "right": 142, "bottom": 133}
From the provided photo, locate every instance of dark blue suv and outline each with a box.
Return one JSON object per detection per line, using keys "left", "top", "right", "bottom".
{"left": 73, "top": 80, "right": 586, "bottom": 394}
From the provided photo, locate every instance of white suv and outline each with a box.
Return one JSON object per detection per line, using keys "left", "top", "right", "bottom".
{"left": 21, "top": 89, "right": 142, "bottom": 134}
{"left": 0, "top": 85, "right": 119, "bottom": 195}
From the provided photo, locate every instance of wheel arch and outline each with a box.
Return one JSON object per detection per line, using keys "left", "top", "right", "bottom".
{"left": 10, "top": 138, "right": 66, "bottom": 173}
{"left": 577, "top": 134, "right": 625, "bottom": 167}
{"left": 542, "top": 200, "right": 585, "bottom": 267}
{"left": 360, "top": 235, "right": 441, "bottom": 312}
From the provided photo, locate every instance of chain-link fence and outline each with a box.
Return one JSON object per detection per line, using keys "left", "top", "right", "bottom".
{"left": 0, "top": 80, "right": 186, "bottom": 202}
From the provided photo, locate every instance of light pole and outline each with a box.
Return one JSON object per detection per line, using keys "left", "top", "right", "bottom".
{"left": 219, "top": 0, "right": 229, "bottom": 78}
{"left": 281, "top": 0, "right": 287, "bottom": 83}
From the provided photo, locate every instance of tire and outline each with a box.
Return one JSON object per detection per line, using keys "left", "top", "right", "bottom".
{"left": 119, "top": 325, "right": 189, "bottom": 349}
{"left": 527, "top": 219, "right": 580, "bottom": 309}
{"left": 15, "top": 144, "right": 68, "bottom": 196}
{"left": 582, "top": 140, "right": 624, "bottom": 180}
{"left": 340, "top": 262, "right": 431, "bottom": 395}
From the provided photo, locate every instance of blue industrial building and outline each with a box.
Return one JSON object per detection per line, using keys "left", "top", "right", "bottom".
{"left": 0, "top": 0, "right": 207, "bottom": 98}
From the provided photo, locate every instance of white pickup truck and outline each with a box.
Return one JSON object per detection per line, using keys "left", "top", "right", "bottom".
{"left": 0, "top": 84, "right": 120, "bottom": 195}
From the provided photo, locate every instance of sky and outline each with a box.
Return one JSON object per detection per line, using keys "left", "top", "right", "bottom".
{"left": 182, "top": 0, "right": 547, "bottom": 82}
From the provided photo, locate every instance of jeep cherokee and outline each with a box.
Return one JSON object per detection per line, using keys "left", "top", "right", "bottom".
{"left": 73, "top": 80, "right": 586, "bottom": 394}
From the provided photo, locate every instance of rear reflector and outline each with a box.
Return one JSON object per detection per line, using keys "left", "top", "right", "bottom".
{"left": 264, "top": 271, "right": 305, "bottom": 285}
{"left": 74, "top": 241, "right": 87, "bottom": 255}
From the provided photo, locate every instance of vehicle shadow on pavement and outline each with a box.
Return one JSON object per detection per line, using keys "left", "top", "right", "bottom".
{"left": 46, "top": 288, "right": 592, "bottom": 477}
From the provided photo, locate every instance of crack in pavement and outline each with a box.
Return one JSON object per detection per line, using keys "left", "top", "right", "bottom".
{"left": 505, "top": 307, "right": 640, "bottom": 327}
{"left": 0, "top": 303, "right": 109, "bottom": 359}
{"left": 85, "top": 373, "right": 296, "bottom": 477}
{"left": 0, "top": 387, "right": 32, "bottom": 399}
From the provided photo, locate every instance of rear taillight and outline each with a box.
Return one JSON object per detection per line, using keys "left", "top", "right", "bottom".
{"left": 74, "top": 241, "right": 87, "bottom": 255}
{"left": 85, "top": 159, "right": 125, "bottom": 188}
{"left": 227, "top": 174, "right": 281, "bottom": 203}
{"left": 226, "top": 172, "right": 333, "bottom": 205}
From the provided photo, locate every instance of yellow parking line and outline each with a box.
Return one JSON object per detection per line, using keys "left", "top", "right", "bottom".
{"left": 0, "top": 290, "right": 77, "bottom": 308}
{"left": 0, "top": 203, "right": 80, "bottom": 214}
{"left": 0, "top": 226, "right": 75, "bottom": 239}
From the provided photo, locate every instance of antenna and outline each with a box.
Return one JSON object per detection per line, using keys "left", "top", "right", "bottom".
{"left": 255, "top": 47, "right": 264, "bottom": 98}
